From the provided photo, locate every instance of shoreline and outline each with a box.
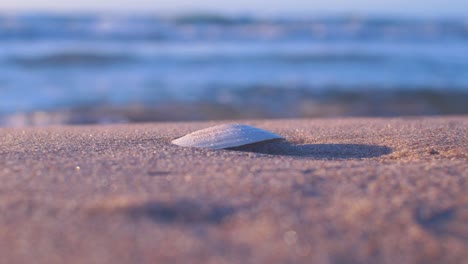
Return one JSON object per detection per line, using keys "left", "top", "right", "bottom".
{"left": 0, "top": 116, "right": 466, "bottom": 263}
{"left": 2, "top": 88, "right": 468, "bottom": 127}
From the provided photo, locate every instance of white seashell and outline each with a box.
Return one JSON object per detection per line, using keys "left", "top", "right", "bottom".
{"left": 172, "top": 124, "right": 284, "bottom": 149}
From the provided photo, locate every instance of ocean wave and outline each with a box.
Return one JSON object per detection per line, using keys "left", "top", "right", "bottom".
{"left": 6, "top": 50, "right": 387, "bottom": 67}
{"left": 173, "top": 14, "right": 253, "bottom": 25}
{"left": 9, "top": 52, "right": 134, "bottom": 66}
{"left": 0, "top": 13, "right": 467, "bottom": 41}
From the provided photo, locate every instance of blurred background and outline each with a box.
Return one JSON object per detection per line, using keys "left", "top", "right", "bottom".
{"left": 0, "top": 0, "right": 467, "bottom": 126}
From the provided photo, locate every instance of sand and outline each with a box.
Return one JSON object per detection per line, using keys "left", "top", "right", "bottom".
{"left": 0, "top": 117, "right": 466, "bottom": 264}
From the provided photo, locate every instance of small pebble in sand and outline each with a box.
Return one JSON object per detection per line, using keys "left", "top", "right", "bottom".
{"left": 172, "top": 124, "right": 284, "bottom": 149}
{"left": 429, "top": 149, "right": 439, "bottom": 155}
{"left": 75, "top": 166, "right": 81, "bottom": 171}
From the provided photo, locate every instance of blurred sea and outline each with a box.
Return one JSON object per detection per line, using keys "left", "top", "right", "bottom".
{"left": 0, "top": 13, "right": 467, "bottom": 126}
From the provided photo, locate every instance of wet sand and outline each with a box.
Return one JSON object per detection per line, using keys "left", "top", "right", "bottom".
{"left": 0, "top": 117, "right": 466, "bottom": 264}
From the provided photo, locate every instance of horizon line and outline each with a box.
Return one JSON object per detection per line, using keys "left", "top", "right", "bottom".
{"left": 0, "top": 9, "right": 467, "bottom": 20}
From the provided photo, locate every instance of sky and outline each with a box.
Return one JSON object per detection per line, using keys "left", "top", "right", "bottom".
{"left": 0, "top": 0, "right": 467, "bottom": 17}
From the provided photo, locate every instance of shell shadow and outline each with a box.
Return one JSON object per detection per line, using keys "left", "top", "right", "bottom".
{"left": 228, "top": 140, "right": 392, "bottom": 159}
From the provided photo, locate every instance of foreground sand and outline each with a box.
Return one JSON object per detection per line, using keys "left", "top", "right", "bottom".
{"left": 0, "top": 117, "right": 466, "bottom": 264}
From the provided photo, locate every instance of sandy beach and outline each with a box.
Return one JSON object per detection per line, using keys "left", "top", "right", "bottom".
{"left": 0, "top": 116, "right": 466, "bottom": 264}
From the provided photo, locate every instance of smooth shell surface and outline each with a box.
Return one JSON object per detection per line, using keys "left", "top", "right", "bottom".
{"left": 171, "top": 124, "right": 284, "bottom": 149}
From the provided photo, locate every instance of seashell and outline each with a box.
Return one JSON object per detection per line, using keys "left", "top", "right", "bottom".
{"left": 172, "top": 124, "right": 284, "bottom": 149}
